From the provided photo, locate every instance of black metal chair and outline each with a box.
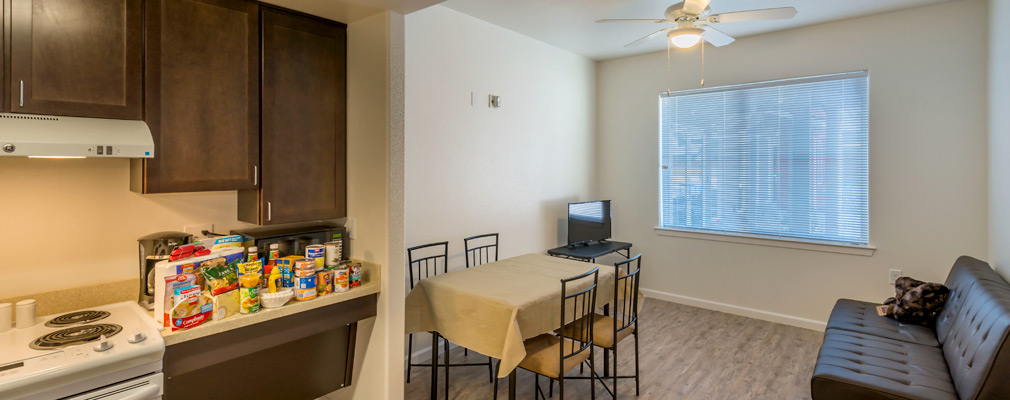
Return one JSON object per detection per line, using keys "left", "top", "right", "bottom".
{"left": 406, "top": 242, "right": 450, "bottom": 399}
{"left": 559, "top": 254, "right": 642, "bottom": 398}
{"left": 461, "top": 232, "right": 499, "bottom": 378}
{"left": 494, "top": 267, "right": 600, "bottom": 400}
{"left": 464, "top": 233, "right": 499, "bottom": 268}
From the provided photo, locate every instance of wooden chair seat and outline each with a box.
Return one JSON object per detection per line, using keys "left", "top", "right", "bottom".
{"left": 518, "top": 334, "right": 591, "bottom": 379}
{"left": 560, "top": 313, "right": 634, "bottom": 349}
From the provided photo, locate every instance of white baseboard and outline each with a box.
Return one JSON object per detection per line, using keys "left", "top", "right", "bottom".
{"left": 406, "top": 335, "right": 461, "bottom": 364}
{"left": 641, "top": 288, "right": 827, "bottom": 332}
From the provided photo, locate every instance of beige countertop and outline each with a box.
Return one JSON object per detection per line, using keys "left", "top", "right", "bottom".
{"left": 160, "top": 260, "right": 381, "bottom": 346}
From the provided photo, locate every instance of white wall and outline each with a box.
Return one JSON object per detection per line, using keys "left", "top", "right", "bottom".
{"left": 596, "top": 0, "right": 989, "bottom": 328}
{"left": 990, "top": 0, "right": 1010, "bottom": 278}
{"left": 403, "top": 4, "right": 596, "bottom": 359}
{"left": 334, "top": 10, "right": 406, "bottom": 400}
{"left": 405, "top": 5, "right": 596, "bottom": 271}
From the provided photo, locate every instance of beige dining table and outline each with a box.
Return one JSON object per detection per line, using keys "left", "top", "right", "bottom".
{"left": 405, "top": 253, "right": 629, "bottom": 398}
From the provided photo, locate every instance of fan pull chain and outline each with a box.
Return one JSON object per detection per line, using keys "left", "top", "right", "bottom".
{"left": 700, "top": 38, "right": 706, "bottom": 87}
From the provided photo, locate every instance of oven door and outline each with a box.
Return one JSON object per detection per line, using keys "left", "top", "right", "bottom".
{"left": 62, "top": 373, "right": 163, "bottom": 400}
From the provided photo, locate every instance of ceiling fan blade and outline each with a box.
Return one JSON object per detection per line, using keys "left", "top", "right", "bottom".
{"left": 624, "top": 27, "right": 674, "bottom": 48}
{"left": 708, "top": 7, "right": 797, "bottom": 23}
{"left": 682, "top": 0, "right": 712, "bottom": 15}
{"left": 700, "top": 25, "right": 735, "bottom": 47}
{"left": 596, "top": 18, "right": 671, "bottom": 23}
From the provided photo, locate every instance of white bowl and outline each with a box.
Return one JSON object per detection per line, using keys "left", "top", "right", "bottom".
{"left": 261, "top": 289, "right": 293, "bottom": 308}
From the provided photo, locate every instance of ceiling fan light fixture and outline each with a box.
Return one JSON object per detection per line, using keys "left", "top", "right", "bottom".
{"left": 668, "top": 28, "right": 704, "bottom": 49}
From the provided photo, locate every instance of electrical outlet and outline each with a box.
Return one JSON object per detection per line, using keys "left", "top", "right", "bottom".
{"left": 184, "top": 223, "right": 214, "bottom": 239}
{"left": 889, "top": 269, "right": 902, "bottom": 285}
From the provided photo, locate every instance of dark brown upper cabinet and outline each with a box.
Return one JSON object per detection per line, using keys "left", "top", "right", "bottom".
{"left": 238, "top": 8, "right": 346, "bottom": 225}
{"left": 9, "top": 0, "right": 143, "bottom": 119}
{"left": 131, "top": 0, "right": 260, "bottom": 193}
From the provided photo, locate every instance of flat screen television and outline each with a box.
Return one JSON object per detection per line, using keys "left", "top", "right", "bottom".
{"left": 567, "top": 200, "right": 612, "bottom": 245}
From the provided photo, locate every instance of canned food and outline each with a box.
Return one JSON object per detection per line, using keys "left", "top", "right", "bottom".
{"left": 317, "top": 269, "right": 333, "bottom": 295}
{"left": 334, "top": 267, "right": 349, "bottom": 293}
{"left": 306, "top": 245, "right": 325, "bottom": 270}
{"left": 324, "top": 241, "right": 342, "bottom": 267}
{"left": 349, "top": 262, "right": 362, "bottom": 288}
{"left": 294, "top": 274, "right": 317, "bottom": 301}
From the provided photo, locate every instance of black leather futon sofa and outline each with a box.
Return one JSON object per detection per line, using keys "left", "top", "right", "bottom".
{"left": 811, "top": 256, "right": 1010, "bottom": 400}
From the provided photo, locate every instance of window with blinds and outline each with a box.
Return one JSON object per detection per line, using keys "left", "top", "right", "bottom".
{"left": 659, "top": 71, "right": 869, "bottom": 246}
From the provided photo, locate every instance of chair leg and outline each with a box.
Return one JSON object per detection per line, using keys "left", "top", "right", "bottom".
{"left": 493, "top": 360, "right": 501, "bottom": 400}
{"left": 443, "top": 338, "right": 450, "bottom": 400}
{"left": 559, "top": 373, "right": 564, "bottom": 400}
{"left": 465, "top": 348, "right": 469, "bottom": 357}
{"left": 534, "top": 374, "right": 540, "bottom": 400}
{"left": 407, "top": 333, "right": 413, "bottom": 383}
{"left": 549, "top": 379, "right": 554, "bottom": 398}
{"left": 612, "top": 345, "right": 617, "bottom": 400}
{"left": 590, "top": 348, "right": 596, "bottom": 400}
{"left": 634, "top": 330, "right": 641, "bottom": 396}
{"left": 489, "top": 356, "right": 495, "bottom": 383}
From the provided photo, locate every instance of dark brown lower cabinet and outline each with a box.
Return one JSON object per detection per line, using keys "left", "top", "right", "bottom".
{"left": 163, "top": 294, "right": 376, "bottom": 399}
{"left": 238, "top": 7, "right": 347, "bottom": 225}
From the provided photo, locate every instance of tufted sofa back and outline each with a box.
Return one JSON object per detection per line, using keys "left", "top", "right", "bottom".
{"left": 935, "top": 256, "right": 1010, "bottom": 400}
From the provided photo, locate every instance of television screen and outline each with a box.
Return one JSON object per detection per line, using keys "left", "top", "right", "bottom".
{"left": 567, "top": 200, "right": 611, "bottom": 244}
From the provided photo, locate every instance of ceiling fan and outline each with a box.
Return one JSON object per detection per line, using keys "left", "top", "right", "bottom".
{"left": 598, "top": 0, "right": 798, "bottom": 49}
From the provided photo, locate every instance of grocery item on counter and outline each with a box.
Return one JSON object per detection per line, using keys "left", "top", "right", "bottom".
{"left": 276, "top": 256, "right": 301, "bottom": 288}
{"left": 156, "top": 273, "right": 197, "bottom": 327}
{"left": 200, "top": 261, "right": 238, "bottom": 295}
{"left": 324, "top": 239, "right": 342, "bottom": 267}
{"left": 349, "top": 262, "right": 362, "bottom": 288}
{"left": 334, "top": 266, "right": 349, "bottom": 293}
{"left": 261, "top": 288, "right": 293, "bottom": 308}
{"left": 169, "top": 283, "right": 212, "bottom": 330}
{"left": 306, "top": 245, "right": 325, "bottom": 270}
{"left": 205, "top": 289, "right": 239, "bottom": 321}
{"left": 169, "top": 243, "right": 211, "bottom": 261}
{"left": 317, "top": 269, "right": 333, "bottom": 296}
{"left": 154, "top": 248, "right": 243, "bottom": 326}
{"left": 198, "top": 235, "right": 244, "bottom": 250}
{"left": 238, "top": 260, "right": 263, "bottom": 314}
{"left": 267, "top": 266, "right": 283, "bottom": 294}
{"left": 293, "top": 265, "right": 317, "bottom": 301}
{"left": 267, "top": 243, "right": 279, "bottom": 263}
{"left": 246, "top": 246, "right": 259, "bottom": 262}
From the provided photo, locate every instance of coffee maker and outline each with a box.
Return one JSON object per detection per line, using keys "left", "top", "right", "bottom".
{"left": 138, "top": 231, "right": 193, "bottom": 310}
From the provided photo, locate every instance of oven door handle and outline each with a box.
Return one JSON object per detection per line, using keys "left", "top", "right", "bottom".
{"left": 119, "top": 385, "right": 160, "bottom": 400}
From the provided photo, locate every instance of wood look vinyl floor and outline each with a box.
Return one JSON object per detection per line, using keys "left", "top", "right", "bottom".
{"left": 404, "top": 298, "right": 824, "bottom": 400}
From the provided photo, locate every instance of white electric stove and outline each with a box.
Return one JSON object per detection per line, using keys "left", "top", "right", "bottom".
{"left": 0, "top": 301, "right": 165, "bottom": 400}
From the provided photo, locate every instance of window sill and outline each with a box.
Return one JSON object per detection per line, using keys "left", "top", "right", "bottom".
{"left": 653, "top": 227, "right": 876, "bottom": 257}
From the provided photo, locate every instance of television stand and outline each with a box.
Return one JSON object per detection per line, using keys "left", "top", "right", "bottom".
{"left": 548, "top": 240, "right": 632, "bottom": 263}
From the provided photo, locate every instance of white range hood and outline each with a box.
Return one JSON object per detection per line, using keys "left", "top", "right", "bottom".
{"left": 0, "top": 113, "right": 154, "bottom": 158}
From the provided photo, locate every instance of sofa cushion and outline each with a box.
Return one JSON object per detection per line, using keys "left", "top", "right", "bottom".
{"left": 935, "top": 262, "right": 1010, "bottom": 400}
{"left": 811, "top": 330, "right": 957, "bottom": 400}
{"left": 826, "top": 299, "right": 940, "bottom": 347}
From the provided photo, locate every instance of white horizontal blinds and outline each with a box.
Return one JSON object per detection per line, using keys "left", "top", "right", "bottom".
{"left": 659, "top": 71, "right": 869, "bottom": 245}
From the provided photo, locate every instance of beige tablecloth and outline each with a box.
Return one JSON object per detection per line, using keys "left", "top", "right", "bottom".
{"left": 405, "top": 253, "right": 627, "bottom": 378}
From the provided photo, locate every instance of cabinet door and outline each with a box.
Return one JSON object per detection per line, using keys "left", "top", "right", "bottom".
{"left": 138, "top": 0, "right": 259, "bottom": 193}
{"left": 247, "top": 8, "right": 346, "bottom": 225}
{"left": 10, "top": 0, "right": 142, "bottom": 119}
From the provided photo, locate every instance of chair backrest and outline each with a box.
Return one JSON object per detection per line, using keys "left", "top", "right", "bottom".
{"left": 464, "top": 233, "right": 499, "bottom": 268}
{"left": 559, "top": 267, "right": 599, "bottom": 374}
{"left": 613, "top": 254, "right": 642, "bottom": 338}
{"left": 407, "top": 241, "right": 449, "bottom": 290}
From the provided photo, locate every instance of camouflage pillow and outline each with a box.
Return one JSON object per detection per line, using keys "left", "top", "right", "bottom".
{"left": 883, "top": 276, "right": 950, "bottom": 326}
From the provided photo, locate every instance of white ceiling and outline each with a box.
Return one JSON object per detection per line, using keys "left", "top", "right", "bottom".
{"left": 441, "top": 0, "right": 957, "bottom": 60}
{"left": 262, "top": 0, "right": 443, "bottom": 23}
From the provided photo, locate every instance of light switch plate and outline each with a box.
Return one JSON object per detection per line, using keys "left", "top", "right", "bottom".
{"left": 889, "top": 269, "right": 902, "bottom": 285}
{"left": 346, "top": 218, "right": 356, "bottom": 240}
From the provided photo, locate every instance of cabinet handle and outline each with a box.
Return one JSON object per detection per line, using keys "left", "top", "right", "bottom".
{"left": 19, "top": 80, "right": 24, "bottom": 107}
{"left": 267, "top": 201, "right": 272, "bottom": 222}
{"left": 253, "top": 166, "right": 258, "bottom": 186}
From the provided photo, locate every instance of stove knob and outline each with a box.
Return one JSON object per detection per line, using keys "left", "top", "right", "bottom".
{"left": 128, "top": 329, "right": 147, "bottom": 344}
{"left": 93, "top": 334, "right": 114, "bottom": 352}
